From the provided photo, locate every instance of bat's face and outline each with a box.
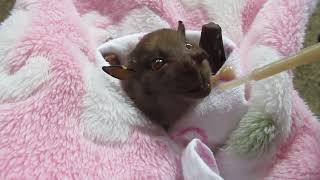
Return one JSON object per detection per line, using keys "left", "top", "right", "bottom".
{"left": 102, "top": 22, "right": 213, "bottom": 128}
{"left": 127, "top": 28, "right": 212, "bottom": 99}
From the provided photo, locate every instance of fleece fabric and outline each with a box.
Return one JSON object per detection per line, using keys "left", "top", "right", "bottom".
{"left": 0, "top": 0, "right": 319, "bottom": 179}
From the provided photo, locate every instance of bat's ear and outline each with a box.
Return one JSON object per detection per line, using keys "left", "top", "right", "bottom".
{"left": 102, "top": 65, "right": 135, "bottom": 80}
{"left": 177, "top": 21, "right": 186, "bottom": 38}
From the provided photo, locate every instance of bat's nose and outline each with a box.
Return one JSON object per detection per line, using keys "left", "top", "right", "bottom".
{"left": 191, "top": 52, "right": 207, "bottom": 64}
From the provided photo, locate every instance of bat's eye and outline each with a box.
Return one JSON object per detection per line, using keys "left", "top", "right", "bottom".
{"left": 151, "top": 58, "right": 166, "bottom": 71}
{"left": 186, "top": 43, "right": 193, "bottom": 49}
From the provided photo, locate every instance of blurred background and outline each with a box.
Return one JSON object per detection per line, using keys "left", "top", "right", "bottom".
{"left": 0, "top": 1, "right": 319, "bottom": 116}
{"left": 294, "top": 4, "right": 320, "bottom": 117}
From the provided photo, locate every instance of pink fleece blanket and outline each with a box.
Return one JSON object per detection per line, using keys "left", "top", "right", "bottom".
{"left": 1, "top": 0, "right": 319, "bottom": 179}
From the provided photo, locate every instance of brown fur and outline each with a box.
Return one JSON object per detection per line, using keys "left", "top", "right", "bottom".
{"left": 102, "top": 22, "right": 212, "bottom": 128}
{"left": 121, "top": 25, "right": 212, "bottom": 128}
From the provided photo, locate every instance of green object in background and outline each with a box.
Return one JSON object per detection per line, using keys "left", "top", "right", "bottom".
{"left": 227, "top": 114, "right": 276, "bottom": 157}
{"left": 294, "top": 4, "right": 320, "bottom": 117}
{"left": 0, "top": 0, "right": 16, "bottom": 23}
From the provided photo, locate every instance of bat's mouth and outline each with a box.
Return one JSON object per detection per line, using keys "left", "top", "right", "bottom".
{"left": 183, "top": 83, "right": 211, "bottom": 98}
{"left": 180, "top": 73, "right": 211, "bottom": 99}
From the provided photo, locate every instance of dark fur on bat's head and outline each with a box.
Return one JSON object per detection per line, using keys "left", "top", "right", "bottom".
{"left": 102, "top": 21, "right": 212, "bottom": 128}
